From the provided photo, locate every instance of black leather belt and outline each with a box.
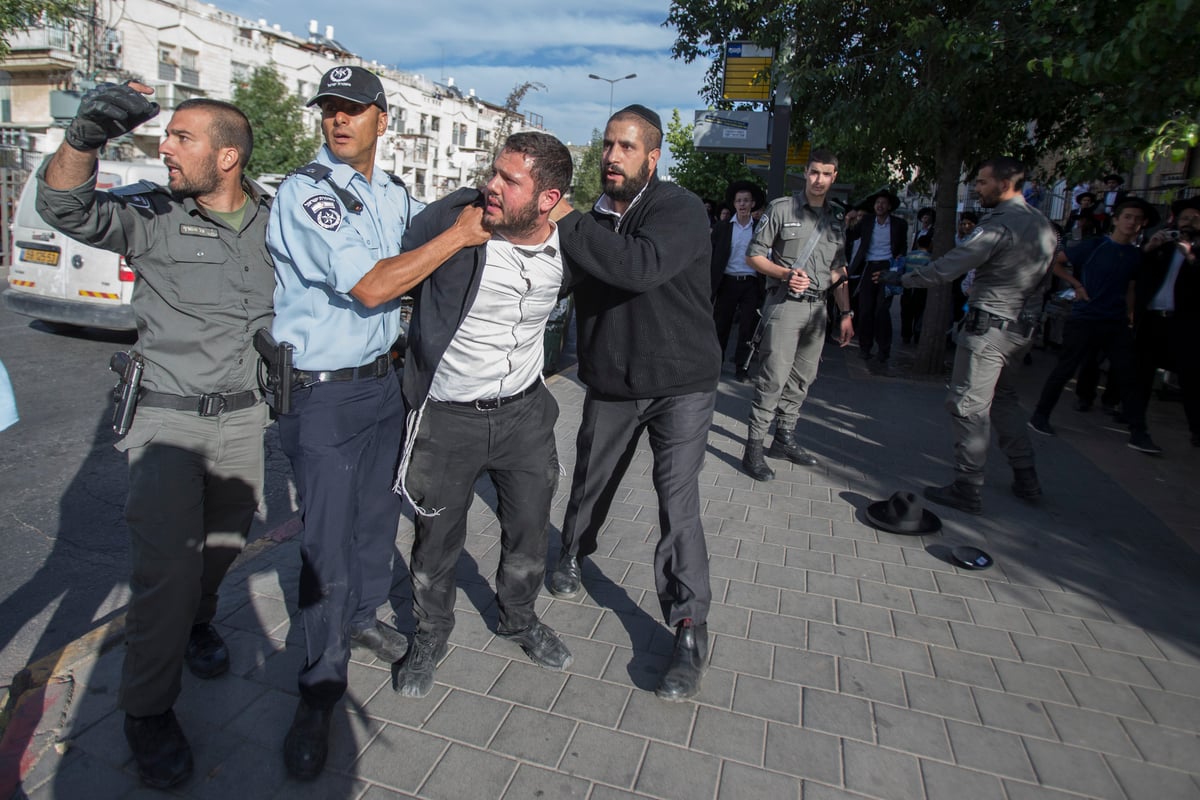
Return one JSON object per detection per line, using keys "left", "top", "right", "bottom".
{"left": 965, "top": 309, "right": 1034, "bottom": 336}
{"left": 787, "top": 289, "right": 826, "bottom": 303}
{"left": 140, "top": 388, "right": 261, "bottom": 416}
{"left": 438, "top": 381, "right": 539, "bottom": 411}
{"left": 723, "top": 274, "right": 758, "bottom": 281}
{"left": 293, "top": 353, "right": 391, "bottom": 385}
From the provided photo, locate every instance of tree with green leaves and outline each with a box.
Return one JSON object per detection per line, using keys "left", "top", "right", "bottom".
{"left": 667, "top": 0, "right": 1089, "bottom": 375}
{"left": 231, "top": 65, "right": 320, "bottom": 179}
{"left": 467, "top": 81, "right": 545, "bottom": 189}
{"left": 571, "top": 129, "right": 604, "bottom": 210}
{"left": 664, "top": 108, "right": 756, "bottom": 203}
{"left": 0, "top": 0, "right": 81, "bottom": 59}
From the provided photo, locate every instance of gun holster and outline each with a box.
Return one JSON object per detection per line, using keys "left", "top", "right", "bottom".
{"left": 109, "top": 350, "right": 144, "bottom": 436}
{"left": 253, "top": 328, "right": 294, "bottom": 416}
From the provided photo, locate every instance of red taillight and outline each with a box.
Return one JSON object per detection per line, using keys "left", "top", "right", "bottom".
{"left": 118, "top": 256, "right": 135, "bottom": 283}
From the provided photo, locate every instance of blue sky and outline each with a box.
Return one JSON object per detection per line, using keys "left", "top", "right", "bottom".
{"left": 217, "top": 1, "right": 714, "bottom": 156}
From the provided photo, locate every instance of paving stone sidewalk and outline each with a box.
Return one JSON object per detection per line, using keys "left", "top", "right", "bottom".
{"left": 8, "top": 343, "right": 1200, "bottom": 799}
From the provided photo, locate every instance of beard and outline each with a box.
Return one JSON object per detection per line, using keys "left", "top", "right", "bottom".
{"left": 484, "top": 194, "right": 540, "bottom": 239}
{"left": 167, "top": 153, "right": 221, "bottom": 198}
{"left": 602, "top": 157, "right": 651, "bottom": 204}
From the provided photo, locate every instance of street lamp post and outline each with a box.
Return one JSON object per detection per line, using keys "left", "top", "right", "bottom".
{"left": 588, "top": 73, "right": 638, "bottom": 117}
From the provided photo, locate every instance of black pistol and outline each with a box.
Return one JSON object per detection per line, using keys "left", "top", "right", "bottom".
{"left": 253, "top": 328, "right": 294, "bottom": 416}
{"left": 109, "top": 350, "right": 144, "bottom": 436}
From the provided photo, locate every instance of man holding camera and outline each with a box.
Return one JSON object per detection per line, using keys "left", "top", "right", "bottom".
{"left": 37, "top": 83, "right": 273, "bottom": 789}
{"left": 877, "top": 157, "right": 1056, "bottom": 514}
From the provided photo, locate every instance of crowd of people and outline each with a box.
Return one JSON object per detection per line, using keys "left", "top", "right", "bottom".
{"left": 24, "top": 66, "right": 1197, "bottom": 793}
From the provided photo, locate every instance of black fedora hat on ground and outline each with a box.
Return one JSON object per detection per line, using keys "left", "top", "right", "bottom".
{"left": 866, "top": 491, "right": 942, "bottom": 535}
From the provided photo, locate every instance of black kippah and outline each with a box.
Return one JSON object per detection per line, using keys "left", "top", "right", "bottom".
{"left": 614, "top": 103, "right": 662, "bottom": 132}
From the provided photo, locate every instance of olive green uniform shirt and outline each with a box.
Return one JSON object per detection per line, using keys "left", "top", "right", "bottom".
{"left": 746, "top": 194, "right": 847, "bottom": 292}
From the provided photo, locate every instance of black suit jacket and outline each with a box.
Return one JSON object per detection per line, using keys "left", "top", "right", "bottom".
{"left": 1135, "top": 241, "right": 1198, "bottom": 320}
{"left": 710, "top": 217, "right": 760, "bottom": 295}
{"left": 850, "top": 214, "right": 909, "bottom": 275}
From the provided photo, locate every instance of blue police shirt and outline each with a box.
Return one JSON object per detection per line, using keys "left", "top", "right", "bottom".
{"left": 268, "top": 145, "right": 424, "bottom": 369}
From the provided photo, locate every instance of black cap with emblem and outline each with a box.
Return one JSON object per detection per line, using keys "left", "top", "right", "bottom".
{"left": 308, "top": 65, "right": 387, "bottom": 113}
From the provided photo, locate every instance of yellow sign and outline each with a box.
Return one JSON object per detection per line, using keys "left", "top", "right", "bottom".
{"left": 745, "top": 141, "right": 812, "bottom": 168}
{"left": 722, "top": 41, "right": 773, "bottom": 102}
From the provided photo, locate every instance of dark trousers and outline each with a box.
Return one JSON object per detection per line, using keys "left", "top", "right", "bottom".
{"left": 1075, "top": 351, "right": 1121, "bottom": 408}
{"left": 1034, "top": 318, "right": 1133, "bottom": 419}
{"left": 277, "top": 372, "right": 404, "bottom": 708}
{"left": 403, "top": 384, "right": 559, "bottom": 637}
{"left": 560, "top": 390, "right": 715, "bottom": 626}
{"left": 712, "top": 274, "right": 764, "bottom": 366}
{"left": 1126, "top": 312, "right": 1200, "bottom": 436}
{"left": 900, "top": 288, "right": 928, "bottom": 342}
{"left": 118, "top": 403, "right": 267, "bottom": 716}
{"left": 856, "top": 261, "right": 894, "bottom": 359}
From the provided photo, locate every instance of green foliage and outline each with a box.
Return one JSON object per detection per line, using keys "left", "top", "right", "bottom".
{"left": 664, "top": 109, "right": 756, "bottom": 202}
{"left": 231, "top": 65, "right": 320, "bottom": 178}
{"left": 0, "top": 0, "right": 81, "bottom": 59}
{"left": 571, "top": 129, "right": 604, "bottom": 210}
{"left": 467, "top": 81, "right": 545, "bottom": 188}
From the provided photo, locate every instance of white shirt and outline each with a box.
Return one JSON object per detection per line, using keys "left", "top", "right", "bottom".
{"left": 428, "top": 225, "right": 564, "bottom": 402}
{"left": 724, "top": 217, "right": 757, "bottom": 276}
{"left": 1149, "top": 249, "right": 1186, "bottom": 312}
{"left": 867, "top": 218, "right": 893, "bottom": 262}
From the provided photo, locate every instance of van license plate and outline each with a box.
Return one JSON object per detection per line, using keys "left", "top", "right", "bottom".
{"left": 21, "top": 248, "right": 60, "bottom": 266}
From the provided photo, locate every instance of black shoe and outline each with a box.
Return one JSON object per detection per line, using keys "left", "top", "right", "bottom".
{"left": 394, "top": 631, "right": 449, "bottom": 698}
{"left": 1027, "top": 413, "right": 1055, "bottom": 436}
{"left": 283, "top": 700, "right": 333, "bottom": 781}
{"left": 124, "top": 710, "right": 194, "bottom": 789}
{"left": 767, "top": 430, "right": 819, "bottom": 467}
{"left": 350, "top": 620, "right": 409, "bottom": 663}
{"left": 741, "top": 441, "right": 775, "bottom": 481}
{"left": 734, "top": 367, "right": 750, "bottom": 383}
{"left": 184, "top": 623, "right": 229, "bottom": 679}
{"left": 1012, "top": 467, "right": 1042, "bottom": 499}
{"left": 1129, "top": 431, "right": 1163, "bottom": 455}
{"left": 499, "top": 620, "right": 573, "bottom": 671}
{"left": 548, "top": 552, "right": 582, "bottom": 599}
{"left": 923, "top": 481, "right": 983, "bottom": 515}
{"left": 655, "top": 620, "right": 709, "bottom": 701}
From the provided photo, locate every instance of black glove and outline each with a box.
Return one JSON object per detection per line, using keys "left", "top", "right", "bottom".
{"left": 876, "top": 269, "right": 904, "bottom": 287}
{"left": 65, "top": 82, "right": 160, "bottom": 151}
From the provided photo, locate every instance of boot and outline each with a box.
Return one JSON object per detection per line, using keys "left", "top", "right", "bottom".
{"left": 923, "top": 481, "right": 983, "bottom": 515}
{"left": 184, "top": 623, "right": 229, "bottom": 679}
{"left": 1012, "top": 467, "right": 1042, "bottom": 499}
{"left": 767, "top": 429, "right": 819, "bottom": 467}
{"left": 394, "top": 630, "right": 450, "bottom": 699}
{"left": 655, "top": 620, "right": 709, "bottom": 701}
{"left": 548, "top": 551, "right": 582, "bottom": 598}
{"left": 741, "top": 441, "right": 774, "bottom": 481}
{"left": 283, "top": 699, "right": 333, "bottom": 781}
{"left": 124, "top": 709, "right": 193, "bottom": 789}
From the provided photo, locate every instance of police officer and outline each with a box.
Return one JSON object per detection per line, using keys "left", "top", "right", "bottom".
{"left": 742, "top": 149, "right": 856, "bottom": 482}
{"left": 268, "top": 65, "right": 488, "bottom": 780}
{"left": 878, "top": 157, "right": 1056, "bottom": 514}
{"left": 38, "top": 84, "right": 272, "bottom": 789}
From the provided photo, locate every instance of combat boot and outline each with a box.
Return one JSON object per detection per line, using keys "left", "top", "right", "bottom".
{"left": 741, "top": 441, "right": 774, "bottom": 481}
{"left": 767, "top": 429, "right": 819, "bottom": 467}
{"left": 1012, "top": 467, "right": 1042, "bottom": 499}
{"left": 923, "top": 481, "right": 983, "bottom": 515}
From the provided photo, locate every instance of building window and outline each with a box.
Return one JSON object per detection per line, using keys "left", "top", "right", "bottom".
{"left": 476, "top": 128, "right": 490, "bottom": 150}
{"left": 430, "top": 116, "right": 440, "bottom": 133}
{"left": 231, "top": 61, "right": 250, "bottom": 83}
{"left": 158, "top": 45, "right": 177, "bottom": 82}
{"left": 180, "top": 49, "right": 199, "bottom": 86}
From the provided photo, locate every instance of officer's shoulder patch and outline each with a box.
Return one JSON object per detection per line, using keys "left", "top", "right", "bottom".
{"left": 109, "top": 180, "right": 162, "bottom": 208}
{"left": 290, "top": 163, "right": 332, "bottom": 183}
{"left": 384, "top": 170, "right": 406, "bottom": 187}
{"left": 302, "top": 195, "right": 342, "bottom": 231}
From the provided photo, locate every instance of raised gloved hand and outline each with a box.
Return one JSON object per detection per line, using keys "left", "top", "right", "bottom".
{"left": 65, "top": 82, "right": 159, "bottom": 151}
{"left": 875, "top": 269, "right": 904, "bottom": 287}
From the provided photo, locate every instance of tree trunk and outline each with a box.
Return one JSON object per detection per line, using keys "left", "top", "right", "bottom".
{"left": 911, "top": 140, "right": 965, "bottom": 376}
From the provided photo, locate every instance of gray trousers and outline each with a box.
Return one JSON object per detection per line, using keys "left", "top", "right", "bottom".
{"left": 118, "top": 403, "right": 268, "bottom": 716}
{"left": 948, "top": 325, "right": 1036, "bottom": 485}
{"left": 748, "top": 295, "right": 827, "bottom": 442}
{"left": 560, "top": 390, "right": 715, "bottom": 626}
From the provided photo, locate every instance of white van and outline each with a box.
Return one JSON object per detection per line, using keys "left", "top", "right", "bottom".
{"left": 3, "top": 159, "right": 169, "bottom": 330}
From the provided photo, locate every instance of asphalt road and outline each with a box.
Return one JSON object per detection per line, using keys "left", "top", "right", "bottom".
{"left": 0, "top": 297, "right": 296, "bottom": 691}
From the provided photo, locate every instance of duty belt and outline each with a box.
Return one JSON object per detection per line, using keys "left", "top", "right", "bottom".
{"left": 965, "top": 308, "right": 1035, "bottom": 336}
{"left": 293, "top": 353, "right": 391, "bottom": 386}
{"left": 787, "top": 288, "right": 826, "bottom": 303}
{"left": 438, "top": 381, "right": 540, "bottom": 411}
{"left": 139, "top": 388, "right": 261, "bottom": 416}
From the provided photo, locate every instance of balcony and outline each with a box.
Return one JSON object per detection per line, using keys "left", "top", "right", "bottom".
{"left": 180, "top": 67, "right": 199, "bottom": 86}
{"left": 158, "top": 62, "right": 177, "bottom": 82}
{"left": 0, "top": 26, "right": 76, "bottom": 73}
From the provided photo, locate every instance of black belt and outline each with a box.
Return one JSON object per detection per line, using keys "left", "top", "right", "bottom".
{"left": 140, "top": 388, "right": 261, "bottom": 417}
{"left": 723, "top": 274, "right": 758, "bottom": 281}
{"left": 788, "top": 289, "right": 826, "bottom": 303}
{"left": 438, "top": 381, "right": 540, "bottom": 411}
{"left": 965, "top": 309, "right": 1034, "bottom": 335}
{"left": 293, "top": 353, "right": 391, "bottom": 385}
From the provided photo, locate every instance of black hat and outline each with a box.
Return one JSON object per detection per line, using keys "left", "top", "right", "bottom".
{"left": 614, "top": 103, "right": 661, "bottom": 132}
{"left": 308, "top": 65, "right": 387, "bottom": 112}
{"left": 864, "top": 188, "right": 900, "bottom": 211}
{"left": 1170, "top": 195, "right": 1200, "bottom": 217}
{"left": 865, "top": 491, "right": 942, "bottom": 535}
{"left": 1113, "top": 196, "right": 1160, "bottom": 228}
{"left": 917, "top": 206, "right": 936, "bottom": 223}
{"left": 726, "top": 180, "right": 765, "bottom": 210}
{"left": 1103, "top": 173, "right": 1123, "bottom": 184}
{"left": 1075, "top": 191, "right": 1096, "bottom": 204}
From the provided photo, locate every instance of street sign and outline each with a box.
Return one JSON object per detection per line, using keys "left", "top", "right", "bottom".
{"left": 693, "top": 110, "right": 770, "bottom": 153}
{"left": 745, "top": 141, "right": 812, "bottom": 168}
{"left": 722, "top": 41, "right": 773, "bottom": 102}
